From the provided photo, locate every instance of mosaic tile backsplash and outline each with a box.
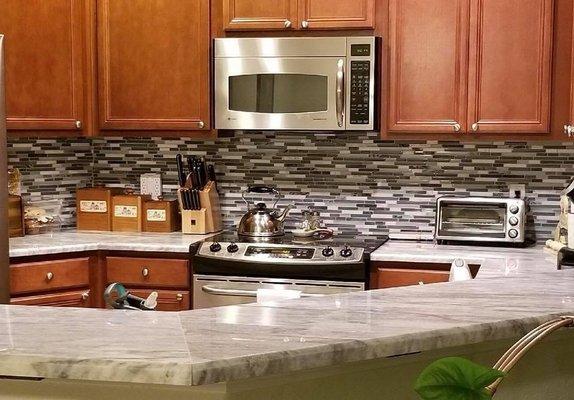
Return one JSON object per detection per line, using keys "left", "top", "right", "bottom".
{"left": 8, "top": 132, "right": 574, "bottom": 242}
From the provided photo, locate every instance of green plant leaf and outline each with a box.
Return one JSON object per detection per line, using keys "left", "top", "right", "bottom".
{"left": 414, "top": 357, "right": 505, "bottom": 400}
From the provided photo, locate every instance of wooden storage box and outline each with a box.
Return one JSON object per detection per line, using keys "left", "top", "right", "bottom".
{"left": 8, "top": 195, "right": 24, "bottom": 237}
{"left": 112, "top": 192, "right": 151, "bottom": 232}
{"left": 143, "top": 198, "right": 181, "bottom": 233}
{"left": 76, "top": 187, "right": 121, "bottom": 231}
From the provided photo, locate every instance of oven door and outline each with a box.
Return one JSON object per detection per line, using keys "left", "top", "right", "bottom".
{"left": 193, "top": 275, "right": 363, "bottom": 309}
{"left": 215, "top": 57, "right": 345, "bottom": 130}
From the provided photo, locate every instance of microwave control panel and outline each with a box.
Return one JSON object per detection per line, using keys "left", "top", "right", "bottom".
{"left": 350, "top": 61, "right": 371, "bottom": 125}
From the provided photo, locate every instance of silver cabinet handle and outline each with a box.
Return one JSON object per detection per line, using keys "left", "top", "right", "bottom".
{"left": 336, "top": 59, "right": 345, "bottom": 128}
{"left": 453, "top": 123, "right": 461, "bottom": 132}
{"left": 564, "top": 124, "right": 574, "bottom": 138}
{"left": 471, "top": 123, "right": 479, "bottom": 132}
{"left": 46, "top": 272, "right": 54, "bottom": 281}
{"left": 201, "top": 285, "right": 324, "bottom": 298}
{"left": 284, "top": 20, "right": 292, "bottom": 28}
{"left": 81, "top": 292, "right": 89, "bottom": 301}
{"left": 142, "top": 268, "right": 150, "bottom": 277}
{"left": 75, "top": 120, "right": 82, "bottom": 129}
{"left": 301, "top": 20, "right": 309, "bottom": 29}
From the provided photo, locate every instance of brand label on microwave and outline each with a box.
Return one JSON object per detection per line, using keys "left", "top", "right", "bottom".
{"left": 114, "top": 205, "right": 138, "bottom": 218}
{"left": 146, "top": 209, "right": 166, "bottom": 222}
{"left": 80, "top": 200, "right": 107, "bottom": 213}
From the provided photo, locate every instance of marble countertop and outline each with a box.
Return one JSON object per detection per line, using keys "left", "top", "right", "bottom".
{"left": 1, "top": 240, "right": 572, "bottom": 387}
{"left": 9, "top": 231, "right": 216, "bottom": 257}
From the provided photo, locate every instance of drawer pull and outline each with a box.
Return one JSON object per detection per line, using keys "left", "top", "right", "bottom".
{"left": 46, "top": 272, "right": 54, "bottom": 282}
{"left": 142, "top": 268, "right": 150, "bottom": 277}
{"left": 176, "top": 293, "right": 184, "bottom": 301}
{"left": 81, "top": 292, "right": 89, "bottom": 301}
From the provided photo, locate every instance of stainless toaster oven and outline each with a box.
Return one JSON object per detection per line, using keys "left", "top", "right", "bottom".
{"left": 435, "top": 197, "right": 527, "bottom": 244}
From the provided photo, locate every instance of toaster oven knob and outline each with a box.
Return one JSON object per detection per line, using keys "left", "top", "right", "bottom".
{"left": 509, "top": 205, "right": 520, "bottom": 214}
{"left": 340, "top": 246, "right": 353, "bottom": 258}
{"left": 227, "top": 243, "right": 239, "bottom": 253}
{"left": 508, "top": 229, "right": 519, "bottom": 239}
{"left": 509, "top": 216, "right": 519, "bottom": 226}
{"left": 209, "top": 242, "right": 222, "bottom": 253}
{"left": 322, "top": 247, "right": 334, "bottom": 257}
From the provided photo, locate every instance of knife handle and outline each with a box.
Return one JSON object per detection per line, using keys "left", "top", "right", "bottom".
{"left": 176, "top": 154, "right": 186, "bottom": 188}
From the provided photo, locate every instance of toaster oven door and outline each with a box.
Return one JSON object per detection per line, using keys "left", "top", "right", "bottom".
{"left": 215, "top": 57, "right": 344, "bottom": 130}
{"left": 438, "top": 203, "right": 507, "bottom": 240}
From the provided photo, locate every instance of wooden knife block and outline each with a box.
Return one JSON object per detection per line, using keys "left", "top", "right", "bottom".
{"left": 178, "top": 181, "right": 223, "bottom": 235}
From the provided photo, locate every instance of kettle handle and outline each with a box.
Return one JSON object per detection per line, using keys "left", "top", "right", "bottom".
{"left": 242, "top": 186, "right": 281, "bottom": 208}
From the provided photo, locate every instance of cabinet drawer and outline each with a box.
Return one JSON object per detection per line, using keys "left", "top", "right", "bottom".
{"left": 375, "top": 268, "right": 450, "bottom": 289}
{"left": 106, "top": 257, "right": 190, "bottom": 288}
{"left": 129, "top": 289, "right": 190, "bottom": 312}
{"left": 11, "top": 290, "right": 91, "bottom": 308}
{"left": 10, "top": 258, "right": 90, "bottom": 295}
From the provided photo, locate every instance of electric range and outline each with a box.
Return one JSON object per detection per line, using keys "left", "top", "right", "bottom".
{"left": 190, "top": 232, "right": 389, "bottom": 309}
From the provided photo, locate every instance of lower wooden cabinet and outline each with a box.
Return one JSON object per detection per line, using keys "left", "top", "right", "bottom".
{"left": 129, "top": 289, "right": 190, "bottom": 312}
{"left": 11, "top": 290, "right": 91, "bottom": 308}
{"left": 10, "top": 258, "right": 90, "bottom": 295}
{"left": 106, "top": 256, "right": 189, "bottom": 288}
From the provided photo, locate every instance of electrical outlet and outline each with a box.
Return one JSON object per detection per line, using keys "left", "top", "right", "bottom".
{"left": 509, "top": 184, "right": 526, "bottom": 199}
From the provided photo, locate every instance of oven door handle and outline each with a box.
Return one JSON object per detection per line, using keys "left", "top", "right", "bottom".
{"left": 201, "top": 285, "right": 325, "bottom": 298}
{"left": 336, "top": 59, "right": 345, "bottom": 128}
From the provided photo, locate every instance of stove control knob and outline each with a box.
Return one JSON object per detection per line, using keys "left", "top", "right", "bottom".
{"left": 509, "top": 216, "right": 519, "bottom": 226}
{"left": 340, "top": 246, "right": 353, "bottom": 258}
{"left": 209, "top": 242, "right": 222, "bottom": 253}
{"left": 322, "top": 247, "right": 334, "bottom": 257}
{"left": 227, "top": 243, "right": 239, "bottom": 253}
{"left": 508, "top": 229, "right": 519, "bottom": 239}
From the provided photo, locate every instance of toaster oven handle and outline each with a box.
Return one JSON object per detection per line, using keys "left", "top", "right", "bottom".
{"left": 336, "top": 59, "right": 344, "bottom": 128}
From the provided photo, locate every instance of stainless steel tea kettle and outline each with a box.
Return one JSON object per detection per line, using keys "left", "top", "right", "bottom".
{"left": 237, "top": 186, "right": 293, "bottom": 237}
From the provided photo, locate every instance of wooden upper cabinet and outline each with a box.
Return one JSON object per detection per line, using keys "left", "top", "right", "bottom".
{"left": 298, "top": 0, "right": 375, "bottom": 30}
{"left": 467, "top": 0, "right": 554, "bottom": 134}
{"left": 223, "top": 0, "right": 298, "bottom": 30}
{"left": 0, "top": 0, "right": 87, "bottom": 132}
{"left": 97, "top": 0, "right": 210, "bottom": 131}
{"left": 388, "top": 0, "right": 469, "bottom": 133}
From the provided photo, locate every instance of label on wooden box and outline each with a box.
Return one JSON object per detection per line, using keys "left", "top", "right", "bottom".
{"left": 114, "top": 205, "right": 138, "bottom": 218}
{"left": 80, "top": 200, "right": 108, "bottom": 213}
{"left": 146, "top": 209, "right": 167, "bottom": 222}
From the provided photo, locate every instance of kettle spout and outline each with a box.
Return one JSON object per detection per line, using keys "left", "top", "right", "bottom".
{"left": 276, "top": 204, "right": 294, "bottom": 222}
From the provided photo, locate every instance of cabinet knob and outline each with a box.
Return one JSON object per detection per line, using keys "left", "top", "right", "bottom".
{"left": 142, "top": 268, "right": 150, "bottom": 277}
{"left": 75, "top": 120, "right": 82, "bottom": 129}
{"left": 284, "top": 20, "right": 292, "bottom": 28}
{"left": 301, "top": 20, "right": 309, "bottom": 29}
{"left": 197, "top": 121, "right": 205, "bottom": 129}
{"left": 46, "top": 272, "right": 54, "bottom": 281}
{"left": 564, "top": 124, "right": 574, "bottom": 138}
{"left": 81, "top": 292, "right": 89, "bottom": 301}
{"left": 471, "top": 123, "right": 479, "bottom": 132}
{"left": 453, "top": 123, "right": 461, "bottom": 132}
{"left": 176, "top": 293, "right": 184, "bottom": 302}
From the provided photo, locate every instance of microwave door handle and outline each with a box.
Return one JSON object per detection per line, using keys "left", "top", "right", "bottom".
{"left": 336, "top": 59, "right": 345, "bottom": 128}
{"left": 201, "top": 285, "right": 325, "bottom": 298}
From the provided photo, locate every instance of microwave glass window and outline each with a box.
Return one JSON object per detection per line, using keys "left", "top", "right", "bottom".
{"left": 439, "top": 204, "right": 507, "bottom": 238}
{"left": 229, "top": 74, "right": 328, "bottom": 113}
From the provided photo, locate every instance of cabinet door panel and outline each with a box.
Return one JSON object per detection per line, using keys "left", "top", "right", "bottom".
{"left": 10, "top": 258, "right": 90, "bottom": 295}
{"left": 388, "top": 0, "right": 469, "bottom": 133}
{"left": 129, "top": 289, "right": 190, "bottom": 311}
{"left": 11, "top": 290, "right": 91, "bottom": 308}
{"left": 467, "top": 0, "right": 553, "bottom": 133}
{"left": 0, "top": 0, "right": 86, "bottom": 131}
{"left": 106, "top": 257, "right": 190, "bottom": 288}
{"left": 299, "top": 0, "right": 375, "bottom": 30}
{"left": 224, "top": 0, "right": 298, "bottom": 31}
{"left": 98, "top": 0, "right": 210, "bottom": 130}
{"left": 374, "top": 268, "right": 450, "bottom": 289}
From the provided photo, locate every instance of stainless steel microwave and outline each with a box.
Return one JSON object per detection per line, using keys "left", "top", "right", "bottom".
{"left": 214, "top": 37, "right": 379, "bottom": 131}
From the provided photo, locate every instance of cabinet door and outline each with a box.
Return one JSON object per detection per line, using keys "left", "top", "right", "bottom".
{"left": 0, "top": 0, "right": 86, "bottom": 131}
{"left": 298, "top": 0, "right": 375, "bottom": 30}
{"left": 98, "top": 0, "right": 210, "bottom": 131}
{"left": 373, "top": 268, "right": 450, "bottom": 289}
{"left": 129, "top": 289, "right": 190, "bottom": 311}
{"left": 11, "top": 290, "right": 91, "bottom": 308}
{"left": 223, "top": 0, "right": 298, "bottom": 30}
{"left": 467, "top": 0, "right": 554, "bottom": 134}
{"left": 106, "top": 257, "right": 190, "bottom": 289}
{"left": 388, "top": 0, "right": 469, "bottom": 133}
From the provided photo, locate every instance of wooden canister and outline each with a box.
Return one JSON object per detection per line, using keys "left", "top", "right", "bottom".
{"left": 143, "top": 198, "right": 180, "bottom": 233}
{"left": 76, "top": 187, "right": 121, "bottom": 231}
{"left": 8, "top": 195, "right": 24, "bottom": 237}
{"left": 111, "top": 191, "right": 151, "bottom": 232}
